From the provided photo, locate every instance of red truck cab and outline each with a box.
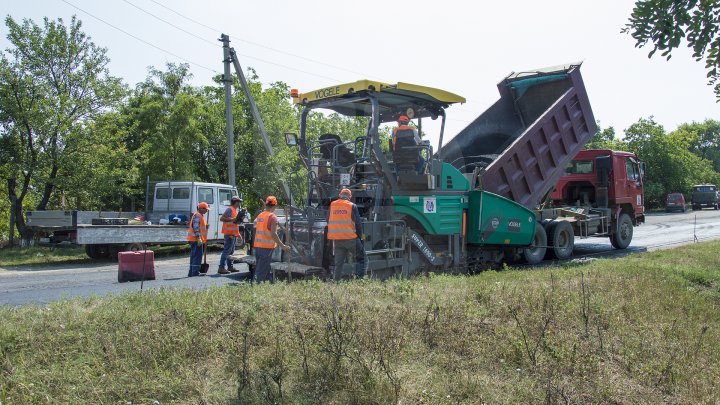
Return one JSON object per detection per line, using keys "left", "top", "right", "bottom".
{"left": 551, "top": 149, "right": 645, "bottom": 225}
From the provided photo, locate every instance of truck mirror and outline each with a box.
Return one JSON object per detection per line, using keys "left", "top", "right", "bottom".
{"left": 285, "top": 132, "right": 298, "bottom": 146}
{"left": 639, "top": 161, "right": 646, "bottom": 180}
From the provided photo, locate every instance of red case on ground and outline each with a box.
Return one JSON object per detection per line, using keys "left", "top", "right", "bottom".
{"left": 118, "top": 251, "right": 156, "bottom": 283}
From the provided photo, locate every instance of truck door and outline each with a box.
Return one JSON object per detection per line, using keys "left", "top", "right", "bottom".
{"left": 624, "top": 157, "right": 643, "bottom": 215}
{"left": 197, "top": 186, "right": 219, "bottom": 240}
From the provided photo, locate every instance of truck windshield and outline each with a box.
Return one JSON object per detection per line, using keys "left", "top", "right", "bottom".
{"left": 565, "top": 160, "right": 593, "bottom": 174}
{"left": 694, "top": 186, "right": 716, "bottom": 192}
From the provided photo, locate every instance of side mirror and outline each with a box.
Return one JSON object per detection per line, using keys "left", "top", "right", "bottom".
{"left": 285, "top": 132, "right": 298, "bottom": 146}
{"left": 639, "top": 161, "right": 646, "bottom": 180}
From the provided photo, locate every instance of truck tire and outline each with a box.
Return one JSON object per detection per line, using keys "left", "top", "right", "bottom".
{"left": 611, "top": 213, "right": 633, "bottom": 249}
{"left": 125, "top": 243, "right": 146, "bottom": 252}
{"left": 84, "top": 244, "right": 110, "bottom": 260}
{"left": 523, "top": 222, "right": 547, "bottom": 265}
{"left": 546, "top": 221, "right": 575, "bottom": 260}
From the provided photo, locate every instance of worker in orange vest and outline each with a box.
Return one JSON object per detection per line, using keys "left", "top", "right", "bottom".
{"left": 218, "top": 196, "right": 244, "bottom": 275}
{"left": 327, "top": 188, "right": 366, "bottom": 281}
{"left": 186, "top": 202, "right": 209, "bottom": 277}
{"left": 392, "top": 115, "right": 424, "bottom": 173}
{"left": 253, "top": 196, "right": 290, "bottom": 283}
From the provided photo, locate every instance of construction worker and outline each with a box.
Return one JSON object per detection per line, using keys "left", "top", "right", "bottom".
{"left": 218, "top": 196, "right": 244, "bottom": 274}
{"left": 253, "top": 196, "right": 290, "bottom": 283}
{"left": 186, "top": 202, "right": 209, "bottom": 277}
{"left": 327, "top": 188, "right": 366, "bottom": 280}
{"left": 392, "top": 115, "right": 424, "bottom": 173}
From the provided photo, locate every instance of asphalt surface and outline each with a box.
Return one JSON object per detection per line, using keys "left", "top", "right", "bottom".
{"left": 2, "top": 209, "right": 720, "bottom": 306}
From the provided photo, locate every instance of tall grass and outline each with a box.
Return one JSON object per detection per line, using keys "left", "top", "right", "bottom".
{"left": 1, "top": 242, "right": 719, "bottom": 404}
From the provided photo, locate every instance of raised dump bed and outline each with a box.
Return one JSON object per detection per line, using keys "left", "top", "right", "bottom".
{"left": 439, "top": 63, "right": 597, "bottom": 208}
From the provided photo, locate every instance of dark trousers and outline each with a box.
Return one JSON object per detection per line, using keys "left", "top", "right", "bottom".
{"left": 188, "top": 242, "right": 202, "bottom": 277}
{"left": 219, "top": 235, "right": 236, "bottom": 269}
{"left": 333, "top": 239, "right": 366, "bottom": 281}
{"left": 253, "top": 247, "right": 274, "bottom": 283}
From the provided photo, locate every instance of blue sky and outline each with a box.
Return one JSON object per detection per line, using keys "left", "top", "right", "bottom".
{"left": 2, "top": 0, "right": 717, "bottom": 147}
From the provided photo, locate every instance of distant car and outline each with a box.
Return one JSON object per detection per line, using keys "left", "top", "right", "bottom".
{"left": 691, "top": 184, "right": 719, "bottom": 210}
{"left": 665, "top": 192, "right": 687, "bottom": 212}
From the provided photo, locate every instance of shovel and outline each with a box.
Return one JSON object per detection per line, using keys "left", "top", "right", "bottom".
{"left": 199, "top": 243, "right": 210, "bottom": 274}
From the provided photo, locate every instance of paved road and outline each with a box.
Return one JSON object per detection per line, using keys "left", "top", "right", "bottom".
{"left": 2, "top": 209, "right": 720, "bottom": 306}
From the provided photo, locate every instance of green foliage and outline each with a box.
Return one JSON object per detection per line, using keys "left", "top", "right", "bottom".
{"left": 1, "top": 242, "right": 720, "bottom": 403}
{"left": 622, "top": 117, "right": 719, "bottom": 207}
{"left": 585, "top": 123, "right": 628, "bottom": 150}
{"left": 624, "top": 0, "right": 720, "bottom": 98}
{"left": 0, "top": 15, "right": 125, "bottom": 240}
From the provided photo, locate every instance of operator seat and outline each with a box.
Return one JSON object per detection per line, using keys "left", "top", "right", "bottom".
{"left": 319, "top": 134, "right": 355, "bottom": 168}
{"left": 391, "top": 126, "right": 427, "bottom": 189}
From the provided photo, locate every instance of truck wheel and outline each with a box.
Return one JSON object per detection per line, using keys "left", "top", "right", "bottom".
{"left": 523, "top": 222, "right": 547, "bottom": 265}
{"left": 84, "top": 244, "right": 110, "bottom": 260}
{"left": 546, "top": 221, "right": 575, "bottom": 260}
{"left": 610, "top": 213, "right": 633, "bottom": 249}
{"left": 125, "top": 243, "right": 146, "bottom": 252}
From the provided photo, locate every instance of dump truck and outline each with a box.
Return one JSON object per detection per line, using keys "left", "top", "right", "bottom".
{"left": 26, "top": 181, "right": 242, "bottom": 259}
{"left": 236, "top": 63, "right": 643, "bottom": 279}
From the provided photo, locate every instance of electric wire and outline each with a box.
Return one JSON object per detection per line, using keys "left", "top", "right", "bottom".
{"left": 61, "top": 0, "right": 219, "bottom": 74}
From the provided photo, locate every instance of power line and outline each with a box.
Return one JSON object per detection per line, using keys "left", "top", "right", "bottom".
{"left": 61, "top": 0, "right": 219, "bottom": 74}
{"left": 121, "top": 0, "right": 340, "bottom": 82}
{"left": 147, "top": 0, "right": 385, "bottom": 80}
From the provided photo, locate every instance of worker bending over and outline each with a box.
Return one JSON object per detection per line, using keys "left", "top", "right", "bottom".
{"left": 218, "top": 196, "right": 244, "bottom": 274}
{"left": 253, "top": 196, "right": 290, "bottom": 282}
{"left": 186, "top": 202, "right": 209, "bottom": 277}
{"left": 327, "top": 188, "right": 366, "bottom": 280}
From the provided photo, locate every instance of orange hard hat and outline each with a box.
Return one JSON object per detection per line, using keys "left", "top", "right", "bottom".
{"left": 339, "top": 188, "right": 352, "bottom": 197}
{"left": 197, "top": 202, "right": 210, "bottom": 210}
{"left": 265, "top": 195, "right": 278, "bottom": 206}
{"left": 398, "top": 115, "right": 410, "bottom": 124}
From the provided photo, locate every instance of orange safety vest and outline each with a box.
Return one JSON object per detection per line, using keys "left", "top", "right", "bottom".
{"left": 327, "top": 199, "right": 357, "bottom": 240}
{"left": 392, "top": 125, "right": 416, "bottom": 151}
{"left": 253, "top": 211, "right": 277, "bottom": 249}
{"left": 186, "top": 211, "right": 208, "bottom": 244}
{"left": 221, "top": 206, "right": 241, "bottom": 236}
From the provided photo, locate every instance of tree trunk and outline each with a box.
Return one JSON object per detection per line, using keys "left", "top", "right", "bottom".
{"left": 37, "top": 163, "right": 58, "bottom": 210}
{"left": 7, "top": 177, "right": 34, "bottom": 245}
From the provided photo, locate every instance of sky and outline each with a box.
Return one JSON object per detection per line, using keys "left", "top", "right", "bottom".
{"left": 2, "top": 0, "right": 718, "bottom": 148}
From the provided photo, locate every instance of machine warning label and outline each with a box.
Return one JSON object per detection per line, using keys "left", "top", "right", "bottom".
{"left": 340, "top": 173, "right": 350, "bottom": 186}
{"left": 507, "top": 218, "right": 521, "bottom": 232}
{"left": 423, "top": 197, "right": 436, "bottom": 214}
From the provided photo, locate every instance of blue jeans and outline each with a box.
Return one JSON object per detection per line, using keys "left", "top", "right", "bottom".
{"left": 253, "top": 247, "right": 274, "bottom": 283}
{"left": 188, "top": 242, "right": 202, "bottom": 277}
{"left": 219, "top": 235, "right": 236, "bottom": 269}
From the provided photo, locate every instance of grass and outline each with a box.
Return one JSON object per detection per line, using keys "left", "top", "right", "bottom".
{"left": 1, "top": 242, "right": 720, "bottom": 404}
{"left": 0, "top": 245, "right": 196, "bottom": 268}
{"left": 0, "top": 246, "right": 89, "bottom": 267}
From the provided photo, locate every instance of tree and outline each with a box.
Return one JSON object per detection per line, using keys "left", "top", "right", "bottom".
{"left": 623, "top": 117, "right": 719, "bottom": 207}
{"left": 0, "top": 16, "right": 124, "bottom": 243}
{"left": 674, "top": 119, "right": 720, "bottom": 171}
{"left": 624, "top": 0, "right": 720, "bottom": 98}
{"left": 585, "top": 123, "right": 628, "bottom": 150}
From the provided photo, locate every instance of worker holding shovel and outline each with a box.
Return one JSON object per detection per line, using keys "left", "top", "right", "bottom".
{"left": 186, "top": 202, "right": 209, "bottom": 277}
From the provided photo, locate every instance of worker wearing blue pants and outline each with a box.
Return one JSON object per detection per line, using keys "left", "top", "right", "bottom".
{"left": 186, "top": 202, "right": 209, "bottom": 277}
{"left": 252, "top": 196, "right": 290, "bottom": 283}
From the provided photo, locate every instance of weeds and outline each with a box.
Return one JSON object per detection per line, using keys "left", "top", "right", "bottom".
{"left": 1, "top": 242, "right": 720, "bottom": 403}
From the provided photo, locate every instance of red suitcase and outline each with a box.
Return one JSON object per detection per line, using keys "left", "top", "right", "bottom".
{"left": 118, "top": 251, "right": 156, "bottom": 283}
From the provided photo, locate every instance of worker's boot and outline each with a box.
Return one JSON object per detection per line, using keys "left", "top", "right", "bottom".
{"left": 228, "top": 265, "right": 239, "bottom": 273}
{"left": 218, "top": 266, "right": 230, "bottom": 275}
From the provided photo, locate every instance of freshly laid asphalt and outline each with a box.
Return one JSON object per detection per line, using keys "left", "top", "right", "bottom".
{"left": 2, "top": 209, "right": 720, "bottom": 306}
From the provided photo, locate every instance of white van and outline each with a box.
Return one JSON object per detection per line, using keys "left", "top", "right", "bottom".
{"left": 152, "top": 181, "right": 240, "bottom": 241}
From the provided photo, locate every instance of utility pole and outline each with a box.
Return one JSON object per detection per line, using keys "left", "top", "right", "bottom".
{"left": 221, "top": 34, "right": 293, "bottom": 205}
{"left": 220, "top": 34, "right": 236, "bottom": 187}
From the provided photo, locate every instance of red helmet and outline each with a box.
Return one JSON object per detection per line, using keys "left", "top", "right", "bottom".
{"left": 398, "top": 115, "right": 410, "bottom": 124}
{"left": 339, "top": 188, "right": 352, "bottom": 198}
{"left": 197, "top": 202, "right": 210, "bottom": 210}
{"left": 265, "top": 196, "right": 278, "bottom": 206}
